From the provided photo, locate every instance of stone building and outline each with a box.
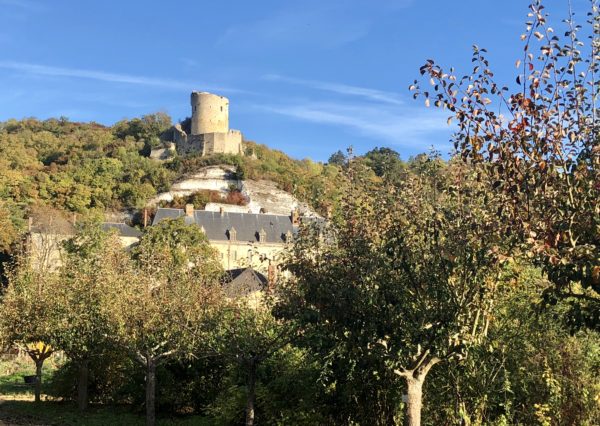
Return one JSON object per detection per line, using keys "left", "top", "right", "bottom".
{"left": 152, "top": 204, "right": 302, "bottom": 273}
{"left": 160, "top": 92, "right": 243, "bottom": 157}
{"left": 26, "top": 220, "right": 142, "bottom": 271}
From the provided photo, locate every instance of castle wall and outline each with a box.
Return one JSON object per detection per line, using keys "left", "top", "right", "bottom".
{"left": 173, "top": 123, "right": 188, "bottom": 146}
{"left": 178, "top": 134, "right": 203, "bottom": 156}
{"left": 164, "top": 91, "right": 243, "bottom": 158}
{"left": 201, "top": 130, "right": 242, "bottom": 156}
{"left": 191, "top": 92, "right": 229, "bottom": 135}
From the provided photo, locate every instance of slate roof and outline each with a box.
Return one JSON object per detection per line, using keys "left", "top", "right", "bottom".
{"left": 30, "top": 221, "right": 142, "bottom": 238}
{"left": 152, "top": 208, "right": 297, "bottom": 243}
{"left": 101, "top": 222, "right": 143, "bottom": 238}
{"left": 222, "top": 268, "right": 268, "bottom": 297}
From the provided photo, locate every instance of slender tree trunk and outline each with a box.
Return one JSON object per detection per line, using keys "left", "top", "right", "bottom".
{"left": 404, "top": 377, "right": 424, "bottom": 426}
{"left": 146, "top": 358, "right": 157, "bottom": 426}
{"left": 398, "top": 356, "right": 440, "bottom": 426}
{"left": 245, "top": 359, "right": 256, "bottom": 426}
{"left": 34, "top": 360, "right": 43, "bottom": 403}
{"left": 77, "top": 359, "right": 89, "bottom": 411}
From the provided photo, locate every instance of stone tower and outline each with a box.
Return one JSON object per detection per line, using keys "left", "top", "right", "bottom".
{"left": 174, "top": 91, "right": 242, "bottom": 156}
{"left": 191, "top": 92, "right": 229, "bottom": 135}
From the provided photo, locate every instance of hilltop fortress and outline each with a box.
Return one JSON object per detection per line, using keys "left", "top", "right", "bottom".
{"left": 153, "top": 91, "right": 243, "bottom": 159}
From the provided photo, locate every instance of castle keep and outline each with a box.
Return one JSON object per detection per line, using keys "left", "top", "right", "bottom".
{"left": 170, "top": 92, "right": 243, "bottom": 157}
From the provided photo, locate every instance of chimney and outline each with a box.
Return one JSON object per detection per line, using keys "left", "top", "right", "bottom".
{"left": 143, "top": 208, "right": 148, "bottom": 227}
{"left": 72, "top": 213, "right": 77, "bottom": 225}
{"left": 28, "top": 217, "right": 33, "bottom": 232}
{"left": 185, "top": 204, "right": 194, "bottom": 217}
{"left": 291, "top": 209, "right": 300, "bottom": 226}
{"left": 220, "top": 207, "right": 225, "bottom": 216}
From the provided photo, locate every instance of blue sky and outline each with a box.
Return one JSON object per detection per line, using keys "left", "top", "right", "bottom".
{"left": 0, "top": 0, "right": 590, "bottom": 161}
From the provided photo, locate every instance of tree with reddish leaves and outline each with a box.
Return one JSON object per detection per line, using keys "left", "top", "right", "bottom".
{"left": 412, "top": 0, "right": 599, "bottom": 330}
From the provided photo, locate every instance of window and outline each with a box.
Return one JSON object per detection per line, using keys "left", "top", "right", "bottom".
{"left": 259, "top": 228, "right": 267, "bottom": 243}
{"left": 229, "top": 227, "right": 237, "bottom": 241}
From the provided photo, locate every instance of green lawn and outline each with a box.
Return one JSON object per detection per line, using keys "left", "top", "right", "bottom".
{"left": 0, "top": 400, "right": 214, "bottom": 426}
{"left": 0, "top": 355, "right": 213, "bottom": 426}
{"left": 0, "top": 355, "right": 56, "bottom": 398}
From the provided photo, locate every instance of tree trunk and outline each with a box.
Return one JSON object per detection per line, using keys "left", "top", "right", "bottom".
{"left": 404, "top": 377, "right": 424, "bottom": 426}
{"left": 245, "top": 359, "right": 256, "bottom": 426}
{"left": 34, "top": 360, "right": 43, "bottom": 403}
{"left": 146, "top": 358, "right": 157, "bottom": 426}
{"left": 77, "top": 359, "right": 89, "bottom": 411}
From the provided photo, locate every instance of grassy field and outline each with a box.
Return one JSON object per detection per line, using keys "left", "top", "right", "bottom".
{"left": 0, "top": 355, "right": 212, "bottom": 426}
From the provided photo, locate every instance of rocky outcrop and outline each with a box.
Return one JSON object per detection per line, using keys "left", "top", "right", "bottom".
{"left": 148, "top": 165, "right": 319, "bottom": 217}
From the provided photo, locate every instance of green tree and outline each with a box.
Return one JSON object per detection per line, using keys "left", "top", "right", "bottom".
{"left": 425, "top": 266, "right": 600, "bottom": 425}
{"left": 214, "top": 294, "right": 290, "bottom": 426}
{"left": 279, "top": 157, "right": 504, "bottom": 425}
{"left": 49, "top": 223, "right": 125, "bottom": 410}
{"left": 412, "top": 0, "right": 599, "bottom": 330}
{"left": 0, "top": 255, "right": 56, "bottom": 402}
{"left": 0, "top": 201, "right": 23, "bottom": 253}
{"left": 108, "top": 218, "right": 223, "bottom": 426}
{"left": 113, "top": 112, "right": 172, "bottom": 147}
{"left": 364, "top": 146, "right": 405, "bottom": 180}
{"left": 327, "top": 150, "right": 347, "bottom": 167}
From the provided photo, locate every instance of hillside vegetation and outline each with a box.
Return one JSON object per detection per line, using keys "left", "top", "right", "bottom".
{"left": 0, "top": 115, "right": 401, "bottom": 254}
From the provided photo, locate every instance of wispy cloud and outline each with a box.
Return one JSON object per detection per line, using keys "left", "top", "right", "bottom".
{"left": 264, "top": 74, "right": 404, "bottom": 105}
{"left": 0, "top": 61, "right": 244, "bottom": 94}
{"left": 216, "top": 0, "right": 415, "bottom": 52}
{"left": 217, "top": 4, "right": 370, "bottom": 50}
{"left": 258, "top": 100, "right": 452, "bottom": 150}
{"left": 0, "top": 0, "right": 42, "bottom": 10}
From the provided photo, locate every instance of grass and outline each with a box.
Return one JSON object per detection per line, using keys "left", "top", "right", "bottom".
{"left": 0, "top": 400, "right": 214, "bottom": 426}
{"left": 0, "top": 355, "right": 213, "bottom": 425}
{"left": 0, "top": 354, "right": 58, "bottom": 398}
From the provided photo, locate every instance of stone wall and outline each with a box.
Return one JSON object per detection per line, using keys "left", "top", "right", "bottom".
{"left": 210, "top": 240, "right": 287, "bottom": 273}
{"left": 191, "top": 92, "right": 229, "bottom": 135}
{"left": 149, "top": 143, "right": 175, "bottom": 161}
{"left": 178, "top": 134, "right": 203, "bottom": 156}
{"left": 201, "top": 130, "right": 243, "bottom": 155}
{"left": 158, "top": 92, "right": 244, "bottom": 158}
{"left": 28, "top": 232, "right": 139, "bottom": 271}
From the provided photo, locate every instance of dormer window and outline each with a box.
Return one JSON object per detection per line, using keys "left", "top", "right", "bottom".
{"left": 259, "top": 228, "right": 267, "bottom": 243}
{"left": 229, "top": 227, "right": 237, "bottom": 241}
{"left": 286, "top": 230, "right": 293, "bottom": 243}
